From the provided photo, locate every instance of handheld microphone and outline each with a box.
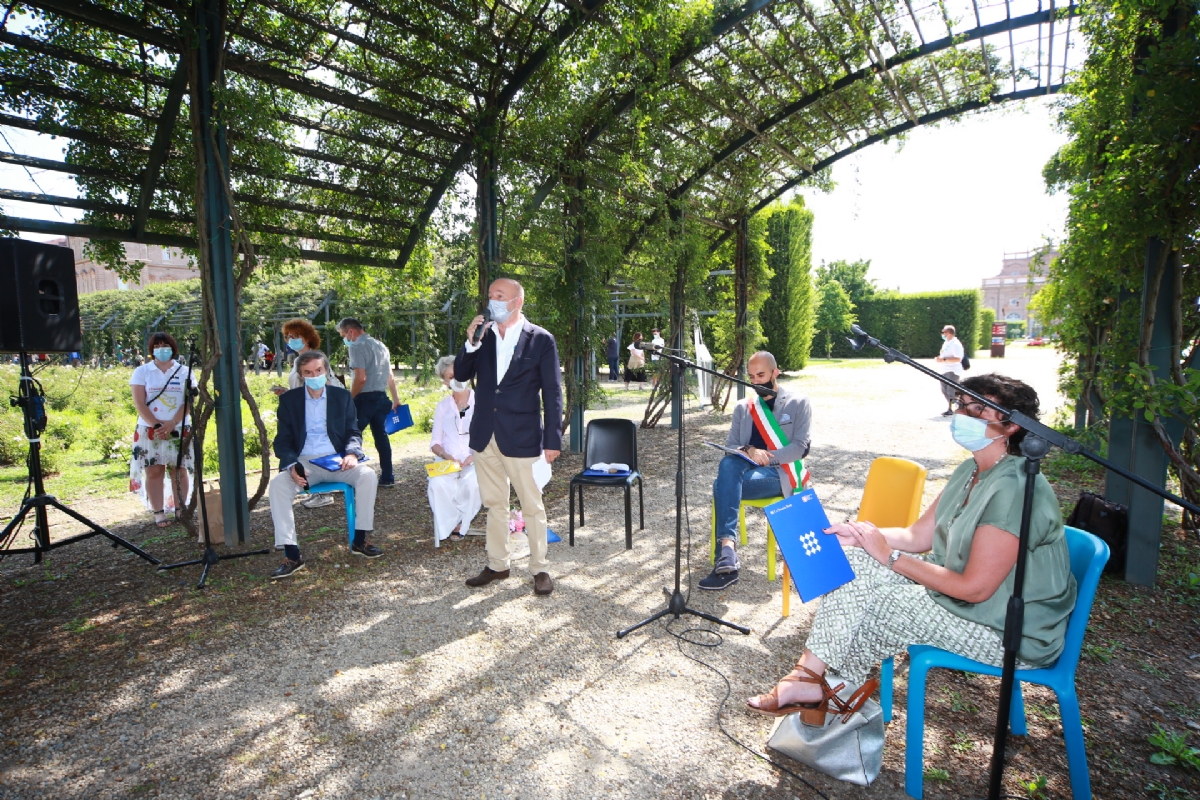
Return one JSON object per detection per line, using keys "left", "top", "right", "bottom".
{"left": 471, "top": 306, "right": 492, "bottom": 345}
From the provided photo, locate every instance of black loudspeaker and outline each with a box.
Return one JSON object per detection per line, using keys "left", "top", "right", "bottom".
{"left": 0, "top": 238, "right": 82, "bottom": 353}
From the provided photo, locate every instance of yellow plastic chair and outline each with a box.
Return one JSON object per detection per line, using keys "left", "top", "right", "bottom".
{"left": 778, "top": 457, "right": 926, "bottom": 617}
{"left": 710, "top": 496, "right": 784, "bottom": 582}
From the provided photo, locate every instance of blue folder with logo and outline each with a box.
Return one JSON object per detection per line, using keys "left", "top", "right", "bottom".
{"left": 384, "top": 404, "right": 414, "bottom": 435}
{"left": 766, "top": 489, "right": 855, "bottom": 603}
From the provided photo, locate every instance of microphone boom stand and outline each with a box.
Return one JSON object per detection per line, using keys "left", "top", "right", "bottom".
{"left": 844, "top": 324, "right": 1200, "bottom": 800}
{"left": 618, "top": 346, "right": 776, "bottom": 639}
{"left": 157, "top": 339, "right": 269, "bottom": 588}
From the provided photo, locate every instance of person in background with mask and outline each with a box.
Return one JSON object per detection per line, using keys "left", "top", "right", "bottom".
{"left": 426, "top": 355, "right": 482, "bottom": 544}
{"left": 700, "top": 351, "right": 812, "bottom": 591}
{"left": 746, "top": 374, "right": 1075, "bottom": 725}
{"left": 129, "top": 332, "right": 197, "bottom": 528}
{"left": 455, "top": 278, "right": 563, "bottom": 596}
{"left": 268, "top": 350, "right": 383, "bottom": 579}
{"left": 934, "top": 324, "right": 964, "bottom": 416}
{"left": 338, "top": 317, "right": 402, "bottom": 489}
{"left": 272, "top": 319, "right": 344, "bottom": 508}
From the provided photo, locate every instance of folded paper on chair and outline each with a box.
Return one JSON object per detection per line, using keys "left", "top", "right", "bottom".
{"left": 425, "top": 460, "right": 462, "bottom": 478}
{"left": 583, "top": 461, "right": 631, "bottom": 476}
{"left": 766, "top": 489, "right": 855, "bottom": 603}
{"left": 309, "top": 453, "right": 370, "bottom": 472}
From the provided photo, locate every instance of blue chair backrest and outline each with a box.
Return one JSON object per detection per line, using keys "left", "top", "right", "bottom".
{"left": 1055, "top": 526, "right": 1110, "bottom": 676}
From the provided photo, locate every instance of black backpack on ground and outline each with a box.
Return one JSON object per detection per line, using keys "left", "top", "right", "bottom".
{"left": 1065, "top": 491, "right": 1128, "bottom": 575}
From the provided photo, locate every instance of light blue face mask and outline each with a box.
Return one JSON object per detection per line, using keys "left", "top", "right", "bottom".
{"left": 152, "top": 347, "right": 174, "bottom": 362}
{"left": 488, "top": 298, "right": 513, "bottom": 325}
{"left": 287, "top": 338, "right": 305, "bottom": 352}
{"left": 304, "top": 375, "right": 328, "bottom": 391}
{"left": 950, "top": 413, "right": 1002, "bottom": 452}
{"left": 342, "top": 337, "right": 354, "bottom": 348}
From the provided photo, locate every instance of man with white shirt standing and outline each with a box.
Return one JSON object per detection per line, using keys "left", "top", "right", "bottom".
{"left": 268, "top": 351, "right": 382, "bottom": 580}
{"left": 455, "top": 278, "right": 563, "bottom": 596}
{"left": 934, "top": 324, "right": 964, "bottom": 416}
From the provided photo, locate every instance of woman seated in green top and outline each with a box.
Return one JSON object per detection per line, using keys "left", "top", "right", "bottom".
{"left": 748, "top": 374, "right": 1076, "bottom": 724}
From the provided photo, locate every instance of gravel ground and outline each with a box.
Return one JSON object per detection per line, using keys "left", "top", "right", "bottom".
{"left": 0, "top": 349, "right": 1085, "bottom": 800}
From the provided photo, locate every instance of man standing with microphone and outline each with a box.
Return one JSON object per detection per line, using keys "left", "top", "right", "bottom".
{"left": 455, "top": 278, "right": 563, "bottom": 596}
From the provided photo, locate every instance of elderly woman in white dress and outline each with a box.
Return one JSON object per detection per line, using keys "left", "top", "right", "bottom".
{"left": 428, "top": 355, "right": 482, "bottom": 544}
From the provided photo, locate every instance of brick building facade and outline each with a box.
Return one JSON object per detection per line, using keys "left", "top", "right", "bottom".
{"left": 54, "top": 237, "right": 199, "bottom": 294}
{"left": 981, "top": 248, "right": 1058, "bottom": 337}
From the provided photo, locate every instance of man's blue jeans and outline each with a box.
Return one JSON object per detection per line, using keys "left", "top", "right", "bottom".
{"left": 354, "top": 391, "right": 394, "bottom": 483}
{"left": 713, "top": 455, "right": 783, "bottom": 545}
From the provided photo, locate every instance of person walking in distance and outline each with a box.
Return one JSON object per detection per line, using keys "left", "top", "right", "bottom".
{"left": 934, "top": 325, "right": 964, "bottom": 416}
{"left": 455, "top": 278, "right": 563, "bottom": 596}
{"left": 338, "top": 318, "right": 403, "bottom": 487}
{"left": 605, "top": 333, "right": 620, "bottom": 382}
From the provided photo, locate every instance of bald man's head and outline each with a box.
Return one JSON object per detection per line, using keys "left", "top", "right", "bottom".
{"left": 747, "top": 351, "right": 781, "bottom": 395}
{"left": 487, "top": 278, "right": 524, "bottom": 325}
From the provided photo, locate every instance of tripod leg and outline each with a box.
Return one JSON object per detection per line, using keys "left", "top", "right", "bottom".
{"left": 616, "top": 607, "right": 674, "bottom": 639}
{"left": 45, "top": 499, "right": 161, "bottom": 565}
{"left": 681, "top": 607, "right": 751, "bottom": 635}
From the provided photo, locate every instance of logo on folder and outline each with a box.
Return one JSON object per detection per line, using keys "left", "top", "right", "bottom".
{"left": 799, "top": 530, "right": 821, "bottom": 556}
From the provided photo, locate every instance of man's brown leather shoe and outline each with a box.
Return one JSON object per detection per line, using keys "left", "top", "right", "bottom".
{"left": 533, "top": 572, "right": 553, "bottom": 596}
{"left": 465, "top": 567, "right": 510, "bottom": 587}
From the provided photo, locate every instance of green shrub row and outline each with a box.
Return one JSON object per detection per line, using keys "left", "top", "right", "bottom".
{"left": 823, "top": 290, "right": 982, "bottom": 359}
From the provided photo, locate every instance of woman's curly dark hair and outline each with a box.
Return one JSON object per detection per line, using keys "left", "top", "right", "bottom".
{"left": 960, "top": 373, "right": 1040, "bottom": 455}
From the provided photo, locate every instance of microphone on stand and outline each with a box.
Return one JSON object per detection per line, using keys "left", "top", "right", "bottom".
{"left": 471, "top": 306, "right": 493, "bottom": 345}
{"left": 845, "top": 324, "right": 877, "bottom": 352}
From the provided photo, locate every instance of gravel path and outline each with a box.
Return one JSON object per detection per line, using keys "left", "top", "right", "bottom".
{"left": 0, "top": 348, "right": 1071, "bottom": 800}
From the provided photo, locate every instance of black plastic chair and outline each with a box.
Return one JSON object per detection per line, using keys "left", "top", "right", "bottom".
{"left": 569, "top": 419, "right": 644, "bottom": 549}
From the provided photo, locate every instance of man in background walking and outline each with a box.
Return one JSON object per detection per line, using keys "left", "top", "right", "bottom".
{"left": 934, "top": 324, "right": 963, "bottom": 416}
{"left": 338, "top": 318, "right": 402, "bottom": 487}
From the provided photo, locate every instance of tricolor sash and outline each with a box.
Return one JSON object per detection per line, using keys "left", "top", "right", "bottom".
{"left": 747, "top": 395, "right": 811, "bottom": 491}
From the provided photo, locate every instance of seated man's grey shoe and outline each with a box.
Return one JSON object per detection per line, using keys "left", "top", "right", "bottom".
{"left": 698, "top": 568, "right": 739, "bottom": 590}
{"left": 301, "top": 493, "right": 335, "bottom": 509}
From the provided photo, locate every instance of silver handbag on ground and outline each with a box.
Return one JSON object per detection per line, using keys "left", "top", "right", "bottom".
{"left": 766, "top": 677, "right": 884, "bottom": 787}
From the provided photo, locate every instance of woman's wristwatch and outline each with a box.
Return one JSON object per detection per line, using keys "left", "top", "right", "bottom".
{"left": 888, "top": 549, "right": 903, "bottom": 570}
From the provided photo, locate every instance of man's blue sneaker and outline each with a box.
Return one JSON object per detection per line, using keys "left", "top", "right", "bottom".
{"left": 698, "top": 568, "right": 739, "bottom": 591}
{"left": 714, "top": 544, "right": 741, "bottom": 574}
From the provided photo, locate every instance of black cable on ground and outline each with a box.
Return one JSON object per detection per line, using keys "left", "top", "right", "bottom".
{"left": 668, "top": 392, "right": 831, "bottom": 800}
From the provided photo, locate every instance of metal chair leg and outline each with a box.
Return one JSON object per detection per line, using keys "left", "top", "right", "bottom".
{"left": 624, "top": 484, "right": 632, "bottom": 549}
{"left": 637, "top": 477, "right": 644, "bottom": 529}
{"left": 569, "top": 483, "right": 576, "bottom": 546}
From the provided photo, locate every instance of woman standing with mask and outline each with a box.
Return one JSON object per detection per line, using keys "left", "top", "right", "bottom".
{"left": 746, "top": 374, "right": 1075, "bottom": 724}
{"left": 129, "top": 333, "right": 197, "bottom": 527}
{"left": 271, "top": 319, "right": 344, "bottom": 395}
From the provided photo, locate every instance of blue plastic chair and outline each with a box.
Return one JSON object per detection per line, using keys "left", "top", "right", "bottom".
{"left": 880, "top": 526, "right": 1108, "bottom": 800}
{"left": 303, "top": 482, "right": 356, "bottom": 547}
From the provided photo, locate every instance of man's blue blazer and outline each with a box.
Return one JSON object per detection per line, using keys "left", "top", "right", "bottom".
{"left": 454, "top": 319, "right": 563, "bottom": 458}
{"left": 273, "top": 385, "right": 366, "bottom": 470}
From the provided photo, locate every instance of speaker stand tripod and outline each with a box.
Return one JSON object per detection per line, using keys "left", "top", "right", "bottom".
{"left": 0, "top": 352, "right": 161, "bottom": 566}
{"left": 618, "top": 350, "right": 766, "bottom": 639}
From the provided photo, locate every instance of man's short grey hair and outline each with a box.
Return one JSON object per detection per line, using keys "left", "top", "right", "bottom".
{"left": 337, "top": 317, "right": 365, "bottom": 332}
{"left": 943, "top": 325, "right": 956, "bottom": 335}
{"left": 748, "top": 351, "right": 778, "bottom": 371}
{"left": 493, "top": 277, "right": 524, "bottom": 299}
{"left": 295, "top": 350, "right": 328, "bottom": 372}
{"left": 435, "top": 354, "right": 457, "bottom": 380}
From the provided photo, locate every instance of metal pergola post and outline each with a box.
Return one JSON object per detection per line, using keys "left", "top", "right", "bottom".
{"left": 193, "top": 0, "right": 250, "bottom": 544}
{"left": 566, "top": 171, "right": 586, "bottom": 453}
{"left": 734, "top": 215, "right": 749, "bottom": 401}
{"left": 477, "top": 131, "right": 500, "bottom": 296}
{"left": 669, "top": 209, "right": 686, "bottom": 430}
{"left": 1105, "top": 241, "right": 1184, "bottom": 585}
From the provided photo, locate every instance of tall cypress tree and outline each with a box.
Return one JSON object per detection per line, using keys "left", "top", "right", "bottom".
{"left": 759, "top": 199, "right": 815, "bottom": 370}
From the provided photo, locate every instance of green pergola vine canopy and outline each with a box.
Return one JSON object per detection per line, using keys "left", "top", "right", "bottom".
{"left": 1, "top": 0, "right": 1080, "bottom": 276}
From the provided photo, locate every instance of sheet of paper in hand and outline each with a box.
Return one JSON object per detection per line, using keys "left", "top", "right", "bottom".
{"left": 702, "top": 441, "right": 757, "bottom": 466}
{"left": 309, "top": 453, "right": 370, "bottom": 472}
{"left": 766, "top": 489, "right": 855, "bottom": 603}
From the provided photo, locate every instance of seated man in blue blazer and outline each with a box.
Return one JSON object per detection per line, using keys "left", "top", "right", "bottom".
{"left": 455, "top": 277, "right": 563, "bottom": 596}
{"left": 269, "top": 350, "right": 382, "bottom": 579}
{"left": 702, "top": 351, "right": 812, "bottom": 591}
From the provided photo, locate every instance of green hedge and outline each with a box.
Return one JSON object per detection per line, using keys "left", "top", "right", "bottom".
{"left": 824, "top": 290, "right": 981, "bottom": 359}
{"left": 978, "top": 307, "right": 996, "bottom": 350}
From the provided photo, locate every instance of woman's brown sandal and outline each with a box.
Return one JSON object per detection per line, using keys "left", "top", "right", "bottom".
{"left": 152, "top": 510, "right": 170, "bottom": 528}
{"left": 746, "top": 663, "right": 846, "bottom": 726}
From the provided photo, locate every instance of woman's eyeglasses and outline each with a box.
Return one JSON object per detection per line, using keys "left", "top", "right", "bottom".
{"left": 953, "top": 398, "right": 988, "bottom": 418}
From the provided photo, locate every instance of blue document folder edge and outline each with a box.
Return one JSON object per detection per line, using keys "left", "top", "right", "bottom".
{"left": 765, "top": 489, "right": 856, "bottom": 604}
{"left": 385, "top": 404, "right": 414, "bottom": 435}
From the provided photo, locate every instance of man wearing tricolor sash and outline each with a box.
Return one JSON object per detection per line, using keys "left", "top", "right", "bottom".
{"left": 701, "top": 351, "right": 813, "bottom": 591}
